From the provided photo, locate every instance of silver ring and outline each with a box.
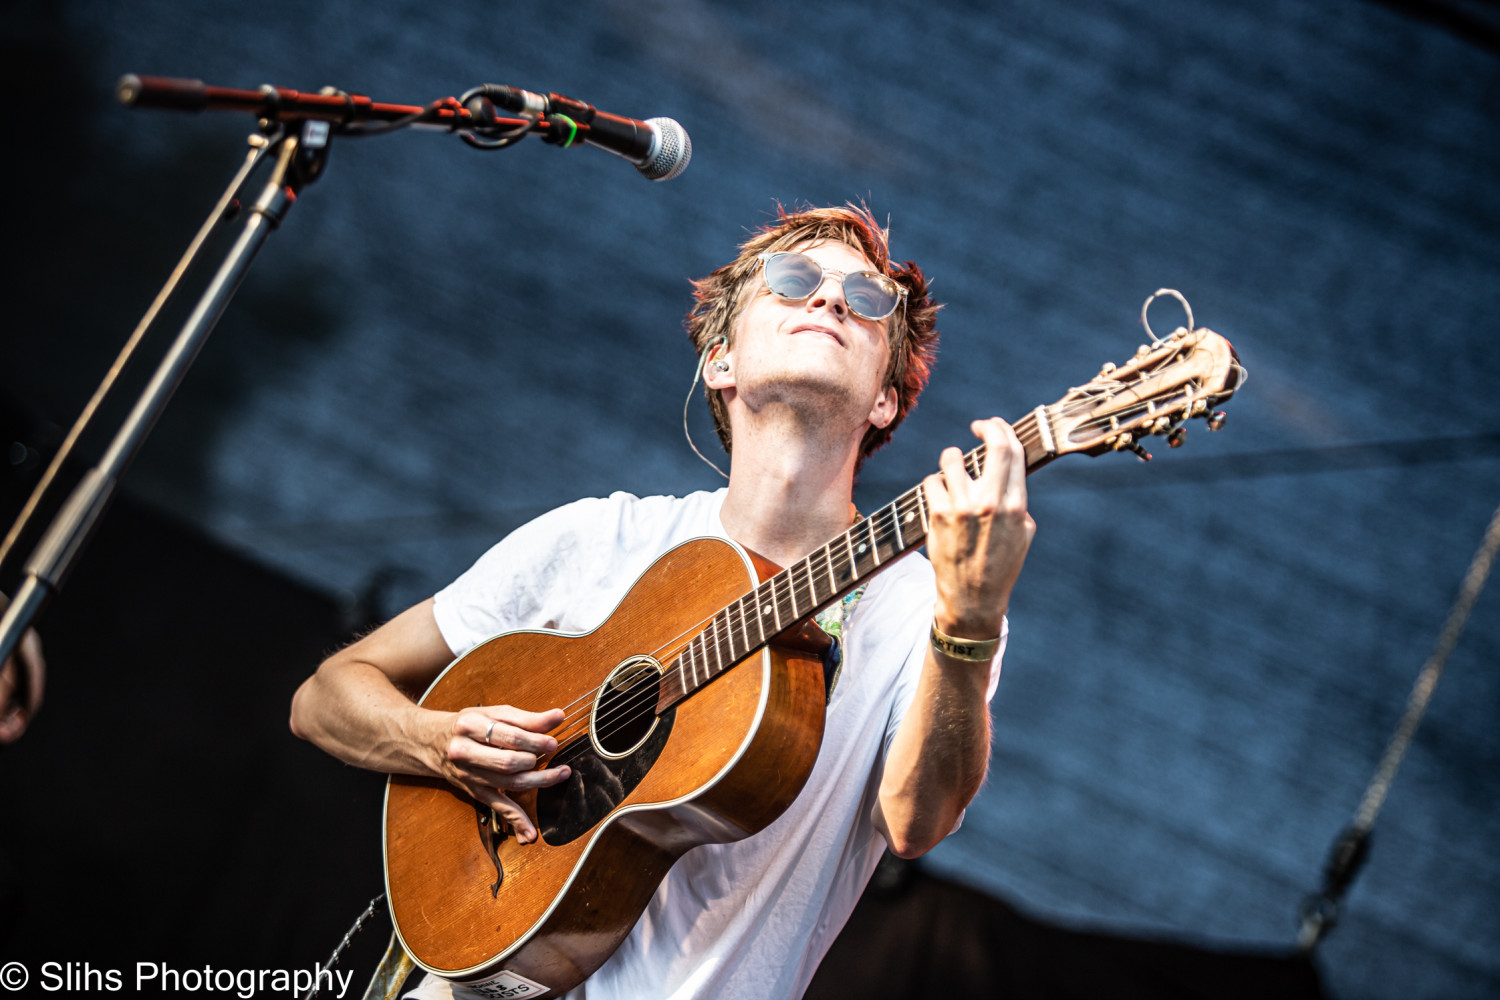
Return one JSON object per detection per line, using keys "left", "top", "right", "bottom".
{"left": 484, "top": 720, "right": 497, "bottom": 745}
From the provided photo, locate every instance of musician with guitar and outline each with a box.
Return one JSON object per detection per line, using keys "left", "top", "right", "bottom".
{"left": 290, "top": 204, "right": 1034, "bottom": 999}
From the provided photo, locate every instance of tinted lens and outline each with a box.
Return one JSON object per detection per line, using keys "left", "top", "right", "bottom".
{"left": 763, "top": 252, "right": 824, "bottom": 299}
{"left": 843, "top": 273, "right": 900, "bottom": 321}
{"left": 763, "top": 252, "right": 902, "bottom": 320}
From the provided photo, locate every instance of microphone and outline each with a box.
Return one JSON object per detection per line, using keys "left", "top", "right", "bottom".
{"left": 473, "top": 85, "right": 691, "bottom": 181}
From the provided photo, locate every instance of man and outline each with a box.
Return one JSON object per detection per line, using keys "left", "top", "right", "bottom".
{"left": 290, "top": 205, "right": 1034, "bottom": 999}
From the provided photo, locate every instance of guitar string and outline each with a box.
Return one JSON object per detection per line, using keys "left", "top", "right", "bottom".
{"left": 543, "top": 428, "right": 1116, "bottom": 755}
{"left": 527, "top": 393, "right": 1155, "bottom": 755}
{"left": 548, "top": 373, "right": 1180, "bottom": 734}
{"left": 529, "top": 438, "right": 981, "bottom": 750}
{"left": 582, "top": 481, "right": 929, "bottom": 705}
{"left": 542, "top": 491, "right": 928, "bottom": 757}
{"left": 558, "top": 424, "right": 1083, "bottom": 755}
{"left": 539, "top": 390, "right": 1172, "bottom": 754}
{"left": 561, "top": 349, "right": 1218, "bottom": 746}
{"left": 560, "top": 378, "right": 1209, "bottom": 753}
{"left": 547, "top": 484, "right": 945, "bottom": 755}
{"left": 511, "top": 378, "right": 1196, "bottom": 756}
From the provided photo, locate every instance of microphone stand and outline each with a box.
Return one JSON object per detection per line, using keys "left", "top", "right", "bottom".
{"left": 0, "top": 74, "right": 564, "bottom": 667}
{"left": 0, "top": 123, "right": 322, "bottom": 667}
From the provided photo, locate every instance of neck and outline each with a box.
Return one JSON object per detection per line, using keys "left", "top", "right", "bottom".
{"left": 718, "top": 414, "right": 861, "bottom": 569}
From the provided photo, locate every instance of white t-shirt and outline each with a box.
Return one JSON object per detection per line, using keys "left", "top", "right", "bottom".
{"left": 410, "top": 488, "right": 1004, "bottom": 1000}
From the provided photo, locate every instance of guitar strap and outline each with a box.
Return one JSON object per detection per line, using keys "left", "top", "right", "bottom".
{"left": 743, "top": 508, "right": 867, "bottom": 702}
{"left": 813, "top": 583, "right": 867, "bottom": 700}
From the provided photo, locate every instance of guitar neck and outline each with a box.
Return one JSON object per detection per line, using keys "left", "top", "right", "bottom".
{"left": 656, "top": 408, "right": 1054, "bottom": 711}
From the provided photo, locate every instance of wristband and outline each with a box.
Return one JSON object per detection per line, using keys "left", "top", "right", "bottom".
{"left": 929, "top": 621, "right": 1001, "bottom": 662}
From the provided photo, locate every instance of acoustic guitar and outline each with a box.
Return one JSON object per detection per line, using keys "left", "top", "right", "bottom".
{"left": 383, "top": 321, "right": 1244, "bottom": 998}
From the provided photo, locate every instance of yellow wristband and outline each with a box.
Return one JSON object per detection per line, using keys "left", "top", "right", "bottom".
{"left": 929, "top": 621, "right": 1001, "bottom": 662}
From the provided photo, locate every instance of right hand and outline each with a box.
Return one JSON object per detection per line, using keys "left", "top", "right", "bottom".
{"left": 440, "top": 705, "right": 572, "bottom": 843}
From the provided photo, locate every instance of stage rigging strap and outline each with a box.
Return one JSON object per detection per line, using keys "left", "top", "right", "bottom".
{"left": 1297, "top": 497, "right": 1500, "bottom": 952}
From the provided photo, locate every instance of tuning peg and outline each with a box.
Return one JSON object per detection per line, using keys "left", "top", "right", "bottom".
{"left": 1167, "top": 427, "right": 1186, "bottom": 448}
{"left": 1206, "top": 410, "right": 1228, "bottom": 432}
{"left": 1128, "top": 441, "right": 1152, "bottom": 462}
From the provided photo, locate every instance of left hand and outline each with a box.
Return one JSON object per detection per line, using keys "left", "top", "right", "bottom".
{"left": 922, "top": 417, "right": 1035, "bottom": 640}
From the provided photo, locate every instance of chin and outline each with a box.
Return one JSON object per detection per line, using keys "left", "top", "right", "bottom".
{"left": 741, "top": 370, "right": 870, "bottom": 418}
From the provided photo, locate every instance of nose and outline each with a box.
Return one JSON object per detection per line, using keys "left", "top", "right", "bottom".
{"left": 806, "top": 275, "right": 848, "bottom": 319}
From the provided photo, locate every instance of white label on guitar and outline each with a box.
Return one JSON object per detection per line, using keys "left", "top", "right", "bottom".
{"left": 468, "top": 970, "right": 549, "bottom": 999}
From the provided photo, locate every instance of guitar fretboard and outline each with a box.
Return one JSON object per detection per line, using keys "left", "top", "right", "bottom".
{"left": 656, "top": 409, "right": 1051, "bottom": 711}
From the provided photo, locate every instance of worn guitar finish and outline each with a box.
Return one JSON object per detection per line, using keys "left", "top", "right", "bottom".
{"left": 383, "top": 324, "right": 1244, "bottom": 998}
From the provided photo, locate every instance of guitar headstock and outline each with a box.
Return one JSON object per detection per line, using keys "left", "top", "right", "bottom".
{"left": 1036, "top": 323, "right": 1245, "bottom": 465}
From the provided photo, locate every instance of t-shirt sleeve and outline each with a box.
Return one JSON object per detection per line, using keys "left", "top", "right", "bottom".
{"left": 431, "top": 495, "right": 630, "bottom": 656}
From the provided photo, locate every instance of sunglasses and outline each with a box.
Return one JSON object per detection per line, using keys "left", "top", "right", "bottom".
{"left": 756, "top": 251, "right": 908, "bottom": 323}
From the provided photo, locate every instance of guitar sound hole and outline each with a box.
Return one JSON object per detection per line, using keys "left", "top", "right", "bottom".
{"left": 536, "top": 665, "right": 675, "bottom": 848}
{"left": 591, "top": 656, "right": 663, "bottom": 757}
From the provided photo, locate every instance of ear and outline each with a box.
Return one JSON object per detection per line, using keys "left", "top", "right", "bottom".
{"left": 867, "top": 384, "right": 898, "bottom": 429}
{"left": 702, "top": 343, "right": 736, "bottom": 391}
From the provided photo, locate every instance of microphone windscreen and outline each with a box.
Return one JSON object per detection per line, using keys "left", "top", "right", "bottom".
{"left": 639, "top": 118, "right": 692, "bottom": 181}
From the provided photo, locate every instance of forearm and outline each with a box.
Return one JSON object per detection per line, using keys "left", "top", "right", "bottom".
{"left": 290, "top": 657, "right": 453, "bottom": 777}
{"left": 877, "top": 416, "right": 1031, "bottom": 857}
{"left": 289, "top": 598, "right": 568, "bottom": 843}
{"left": 876, "top": 641, "right": 994, "bottom": 858}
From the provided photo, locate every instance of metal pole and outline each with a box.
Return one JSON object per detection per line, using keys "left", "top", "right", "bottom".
{"left": 0, "top": 129, "right": 313, "bottom": 667}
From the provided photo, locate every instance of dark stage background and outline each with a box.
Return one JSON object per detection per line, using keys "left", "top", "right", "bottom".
{"left": 2, "top": 1, "right": 1497, "bottom": 997}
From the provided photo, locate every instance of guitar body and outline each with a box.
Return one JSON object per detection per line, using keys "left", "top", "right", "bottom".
{"left": 383, "top": 537, "right": 828, "bottom": 997}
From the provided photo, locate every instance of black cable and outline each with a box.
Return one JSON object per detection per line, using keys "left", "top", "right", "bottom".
{"left": 455, "top": 85, "right": 536, "bottom": 150}
{"left": 318, "top": 86, "right": 359, "bottom": 126}
{"left": 334, "top": 101, "right": 441, "bottom": 138}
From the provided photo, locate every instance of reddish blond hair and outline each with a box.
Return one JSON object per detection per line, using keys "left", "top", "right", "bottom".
{"left": 685, "top": 205, "right": 940, "bottom": 470}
